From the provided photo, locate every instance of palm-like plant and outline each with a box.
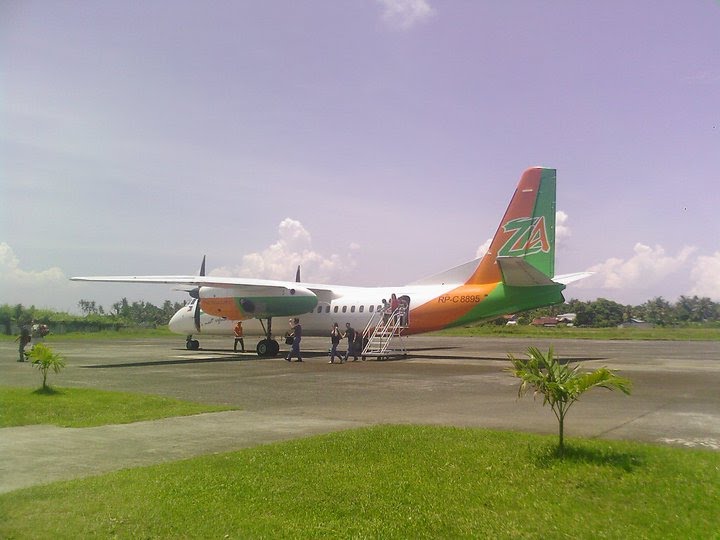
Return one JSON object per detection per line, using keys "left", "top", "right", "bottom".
{"left": 28, "top": 343, "right": 66, "bottom": 391}
{"left": 508, "top": 346, "right": 631, "bottom": 454}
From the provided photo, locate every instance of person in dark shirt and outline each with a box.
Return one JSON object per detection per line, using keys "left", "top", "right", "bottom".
{"left": 329, "top": 322, "right": 342, "bottom": 364}
{"left": 285, "top": 318, "right": 303, "bottom": 362}
{"left": 343, "top": 322, "right": 357, "bottom": 363}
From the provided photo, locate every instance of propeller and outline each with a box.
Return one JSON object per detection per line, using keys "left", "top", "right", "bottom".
{"left": 191, "top": 255, "right": 206, "bottom": 332}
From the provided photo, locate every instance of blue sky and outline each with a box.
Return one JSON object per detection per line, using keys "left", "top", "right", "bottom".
{"left": 2, "top": 1, "right": 719, "bottom": 312}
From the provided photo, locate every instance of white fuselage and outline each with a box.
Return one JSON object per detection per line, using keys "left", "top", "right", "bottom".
{"left": 168, "top": 283, "right": 456, "bottom": 338}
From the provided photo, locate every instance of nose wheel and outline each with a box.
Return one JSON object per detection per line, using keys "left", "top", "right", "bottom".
{"left": 185, "top": 336, "right": 200, "bottom": 350}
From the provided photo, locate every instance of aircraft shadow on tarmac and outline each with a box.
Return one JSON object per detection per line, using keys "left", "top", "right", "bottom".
{"left": 81, "top": 348, "right": 348, "bottom": 368}
{"left": 82, "top": 356, "right": 249, "bottom": 369}
{"left": 404, "top": 346, "right": 605, "bottom": 364}
{"left": 80, "top": 347, "right": 605, "bottom": 369}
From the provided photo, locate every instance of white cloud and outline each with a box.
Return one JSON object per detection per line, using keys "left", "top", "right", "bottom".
{"left": 555, "top": 210, "right": 571, "bottom": 246}
{"left": 211, "top": 218, "right": 357, "bottom": 283}
{"left": 0, "top": 242, "right": 69, "bottom": 307}
{"left": 689, "top": 252, "right": 720, "bottom": 300}
{"left": 583, "top": 243, "right": 696, "bottom": 291}
{"left": 376, "top": 0, "right": 435, "bottom": 30}
{"left": 0, "top": 242, "right": 66, "bottom": 286}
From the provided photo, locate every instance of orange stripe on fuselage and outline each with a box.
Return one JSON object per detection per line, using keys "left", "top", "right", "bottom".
{"left": 407, "top": 282, "right": 498, "bottom": 334}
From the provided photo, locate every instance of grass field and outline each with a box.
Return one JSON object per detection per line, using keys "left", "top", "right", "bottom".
{"left": 1, "top": 425, "right": 718, "bottom": 538}
{"left": 437, "top": 324, "right": 720, "bottom": 341}
{"left": 0, "top": 386, "right": 236, "bottom": 428}
{"left": 2, "top": 324, "right": 717, "bottom": 342}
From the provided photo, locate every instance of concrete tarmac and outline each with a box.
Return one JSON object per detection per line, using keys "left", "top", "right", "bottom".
{"left": 2, "top": 335, "right": 719, "bottom": 493}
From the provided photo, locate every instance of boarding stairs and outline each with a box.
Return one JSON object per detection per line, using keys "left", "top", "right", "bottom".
{"left": 361, "top": 306, "right": 408, "bottom": 359}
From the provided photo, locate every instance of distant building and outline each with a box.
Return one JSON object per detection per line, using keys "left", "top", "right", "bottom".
{"left": 531, "top": 313, "right": 577, "bottom": 327}
{"left": 531, "top": 316, "right": 560, "bottom": 327}
{"left": 618, "top": 318, "right": 654, "bottom": 329}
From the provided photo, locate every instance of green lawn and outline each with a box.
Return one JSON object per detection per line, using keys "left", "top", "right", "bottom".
{"left": 1, "top": 425, "right": 718, "bottom": 538}
{"left": 0, "top": 386, "right": 236, "bottom": 428}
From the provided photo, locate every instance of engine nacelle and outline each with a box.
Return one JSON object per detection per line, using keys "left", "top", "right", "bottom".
{"left": 199, "top": 285, "right": 318, "bottom": 319}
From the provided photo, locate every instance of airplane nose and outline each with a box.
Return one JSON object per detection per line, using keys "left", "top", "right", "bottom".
{"left": 168, "top": 306, "right": 196, "bottom": 335}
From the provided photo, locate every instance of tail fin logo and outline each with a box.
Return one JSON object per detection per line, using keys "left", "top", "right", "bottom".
{"left": 497, "top": 216, "right": 550, "bottom": 257}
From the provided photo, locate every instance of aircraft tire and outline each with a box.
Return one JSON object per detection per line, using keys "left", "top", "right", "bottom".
{"left": 256, "top": 339, "right": 270, "bottom": 357}
{"left": 186, "top": 339, "right": 200, "bottom": 350}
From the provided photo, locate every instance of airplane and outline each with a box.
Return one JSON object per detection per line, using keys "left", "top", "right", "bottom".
{"left": 72, "top": 167, "right": 590, "bottom": 357}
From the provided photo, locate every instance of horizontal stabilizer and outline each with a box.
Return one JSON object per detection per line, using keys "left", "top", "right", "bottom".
{"left": 497, "top": 257, "right": 556, "bottom": 287}
{"left": 553, "top": 271, "right": 593, "bottom": 285}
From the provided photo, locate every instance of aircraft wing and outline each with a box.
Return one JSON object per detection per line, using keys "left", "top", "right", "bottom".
{"left": 71, "top": 274, "right": 339, "bottom": 300}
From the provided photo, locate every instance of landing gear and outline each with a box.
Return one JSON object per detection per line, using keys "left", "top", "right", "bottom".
{"left": 256, "top": 338, "right": 280, "bottom": 357}
{"left": 256, "top": 317, "right": 279, "bottom": 357}
{"left": 185, "top": 335, "right": 200, "bottom": 350}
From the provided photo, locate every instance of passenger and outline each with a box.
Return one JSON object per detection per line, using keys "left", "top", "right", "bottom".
{"left": 398, "top": 296, "right": 409, "bottom": 327}
{"left": 233, "top": 321, "right": 245, "bottom": 352}
{"left": 390, "top": 293, "right": 399, "bottom": 322}
{"left": 342, "top": 322, "right": 357, "bottom": 363}
{"left": 284, "top": 318, "right": 303, "bottom": 362}
{"left": 329, "top": 322, "right": 342, "bottom": 363}
{"left": 15, "top": 325, "right": 31, "bottom": 362}
{"left": 353, "top": 328, "right": 364, "bottom": 361}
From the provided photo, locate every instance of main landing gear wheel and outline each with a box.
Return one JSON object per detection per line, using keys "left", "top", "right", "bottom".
{"left": 256, "top": 339, "right": 279, "bottom": 357}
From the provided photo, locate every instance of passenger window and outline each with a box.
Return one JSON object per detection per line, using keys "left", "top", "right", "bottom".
{"left": 317, "top": 306, "right": 322, "bottom": 313}
{"left": 369, "top": 305, "right": 374, "bottom": 313}
{"left": 359, "top": 305, "right": 364, "bottom": 313}
{"left": 333, "top": 306, "right": 339, "bottom": 313}
{"left": 325, "top": 306, "right": 330, "bottom": 313}
{"left": 342, "top": 306, "right": 347, "bottom": 313}
{"left": 351, "top": 306, "right": 355, "bottom": 313}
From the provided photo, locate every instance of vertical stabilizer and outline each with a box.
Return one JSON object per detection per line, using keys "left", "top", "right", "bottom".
{"left": 467, "top": 167, "right": 556, "bottom": 285}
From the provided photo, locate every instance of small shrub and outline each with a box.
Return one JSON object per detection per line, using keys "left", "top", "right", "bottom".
{"left": 28, "top": 343, "right": 66, "bottom": 390}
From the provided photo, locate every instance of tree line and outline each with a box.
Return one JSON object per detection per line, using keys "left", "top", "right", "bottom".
{"left": 2, "top": 295, "right": 719, "bottom": 335}
{"left": 0, "top": 299, "right": 187, "bottom": 334}
{"left": 512, "top": 295, "right": 720, "bottom": 328}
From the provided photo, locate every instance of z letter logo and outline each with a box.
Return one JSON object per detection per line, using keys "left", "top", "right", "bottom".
{"left": 498, "top": 216, "right": 550, "bottom": 257}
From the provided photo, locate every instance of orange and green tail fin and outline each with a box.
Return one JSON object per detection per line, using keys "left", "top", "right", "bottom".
{"left": 467, "top": 167, "right": 556, "bottom": 285}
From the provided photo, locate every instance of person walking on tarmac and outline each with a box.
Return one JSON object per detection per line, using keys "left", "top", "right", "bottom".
{"left": 329, "top": 322, "right": 342, "bottom": 363}
{"left": 233, "top": 321, "right": 245, "bottom": 352}
{"left": 342, "top": 322, "right": 358, "bottom": 363}
{"left": 285, "top": 318, "right": 303, "bottom": 362}
{"left": 15, "top": 325, "right": 31, "bottom": 362}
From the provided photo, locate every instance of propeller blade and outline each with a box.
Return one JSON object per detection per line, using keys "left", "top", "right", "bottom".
{"left": 199, "top": 255, "right": 206, "bottom": 277}
{"left": 193, "top": 299, "right": 201, "bottom": 332}
{"left": 295, "top": 265, "right": 301, "bottom": 282}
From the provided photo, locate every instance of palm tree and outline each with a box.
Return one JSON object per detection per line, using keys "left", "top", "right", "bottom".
{"left": 508, "top": 346, "right": 631, "bottom": 454}
{"left": 28, "top": 344, "right": 66, "bottom": 391}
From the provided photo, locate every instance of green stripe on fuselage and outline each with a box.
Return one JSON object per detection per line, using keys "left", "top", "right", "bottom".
{"left": 234, "top": 295, "right": 318, "bottom": 319}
